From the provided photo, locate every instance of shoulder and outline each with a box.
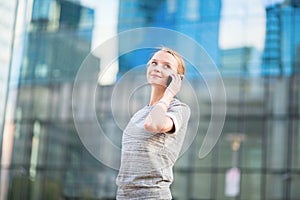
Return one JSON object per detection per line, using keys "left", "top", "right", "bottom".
{"left": 168, "top": 98, "right": 191, "bottom": 118}
{"left": 170, "top": 98, "right": 190, "bottom": 110}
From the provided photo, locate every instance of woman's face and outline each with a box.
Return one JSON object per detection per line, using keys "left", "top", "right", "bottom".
{"left": 146, "top": 50, "right": 178, "bottom": 87}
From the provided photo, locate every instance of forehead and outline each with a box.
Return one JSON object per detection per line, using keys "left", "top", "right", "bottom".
{"left": 151, "top": 50, "right": 178, "bottom": 66}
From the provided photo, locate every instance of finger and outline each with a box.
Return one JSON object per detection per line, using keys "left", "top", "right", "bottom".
{"left": 176, "top": 74, "right": 181, "bottom": 82}
{"left": 168, "top": 74, "right": 176, "bottom": 84}
{"left": 170, "top": 73, "right": 176, "bottom": 79}
{"left": 173, "top": 74, "right": 181, "bottom": 84}
{"left": 178, "top": 75, "right": 183, "bottom": 85}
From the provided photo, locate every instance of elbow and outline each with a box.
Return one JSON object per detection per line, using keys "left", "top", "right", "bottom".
{"left": 144, "top": 121, "right": 163, "bottom": 133}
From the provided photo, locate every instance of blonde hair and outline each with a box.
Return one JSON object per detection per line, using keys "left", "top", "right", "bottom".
{"left": 154, "top": 47, "right": 186, "bottom": 79}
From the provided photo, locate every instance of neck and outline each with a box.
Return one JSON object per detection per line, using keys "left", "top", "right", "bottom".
{"left": 149, "top": 85, "right": 165, "bottom": 106}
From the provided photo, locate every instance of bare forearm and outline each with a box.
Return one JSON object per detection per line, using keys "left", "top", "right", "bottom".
{"left": 144, "top": 74, "right": 182, "bottom": 133}
{"left": 144, "top": 92, "right": 173, "bottom": 133}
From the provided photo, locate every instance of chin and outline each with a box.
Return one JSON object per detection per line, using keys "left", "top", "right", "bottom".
{"left": 152, "top": 82, "right": 166, "bottom": 88}
{"left": 147, "top": 78, "right": 166, "bottom": 87}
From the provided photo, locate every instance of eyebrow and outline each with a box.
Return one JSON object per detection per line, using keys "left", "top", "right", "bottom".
{"left": 150, "top": 59, "right": 173, "bottom": 66}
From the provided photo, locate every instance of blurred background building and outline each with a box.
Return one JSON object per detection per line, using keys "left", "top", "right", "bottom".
{"left": 0, "top": 0, "right": 299, "bottom": 199}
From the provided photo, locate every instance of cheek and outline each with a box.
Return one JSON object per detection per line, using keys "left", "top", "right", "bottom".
{"left": 148, "top": 77, "right": 168, "bottom": 87}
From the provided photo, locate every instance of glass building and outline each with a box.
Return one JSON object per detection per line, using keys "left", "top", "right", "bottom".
{"left": 0, "top": 0, "right": 299, "bottom": 199}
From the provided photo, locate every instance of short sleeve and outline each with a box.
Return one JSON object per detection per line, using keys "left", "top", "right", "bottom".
{"left": 166, "top": 99, "right": 190, "bottom": 134}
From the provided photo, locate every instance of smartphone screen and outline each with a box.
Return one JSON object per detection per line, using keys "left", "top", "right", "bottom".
{"left": 166, "top": 75, "right": 183, "bottom": 87}
{"left": 167, "top": 76, "right": 172, "bottom": 86}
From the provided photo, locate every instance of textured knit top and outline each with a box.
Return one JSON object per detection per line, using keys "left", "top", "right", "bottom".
{"left": 116, "top": 98, "right": 190, "bottom": 200}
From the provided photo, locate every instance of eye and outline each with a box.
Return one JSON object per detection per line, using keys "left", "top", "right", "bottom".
{"left": 163, "top": 64, "right": 171, "bottom": 69}
{"left": 150, "top": 61, "right": 157, "bottom": 66}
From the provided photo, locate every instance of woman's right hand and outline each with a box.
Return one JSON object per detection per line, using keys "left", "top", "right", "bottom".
{"left": 165, "top": 73, "right": 182, "bottom": 97}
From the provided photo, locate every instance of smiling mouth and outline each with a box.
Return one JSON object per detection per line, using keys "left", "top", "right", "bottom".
{"left": 151, "top": 74, "right": 161, "bottom": 78}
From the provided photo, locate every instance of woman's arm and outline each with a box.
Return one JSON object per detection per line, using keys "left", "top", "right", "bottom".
{"left": 144, "top": 74, "right": 182, "bottom": 133}
{"left": 143, "top": 98, "right": 174, "bottom": 133}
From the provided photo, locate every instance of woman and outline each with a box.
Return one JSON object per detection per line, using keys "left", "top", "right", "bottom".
{"left": 116, "top": 47, "right": 190, "bottom": 199}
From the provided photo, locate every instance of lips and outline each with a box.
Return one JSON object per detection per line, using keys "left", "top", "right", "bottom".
{"left": 150, "top": 74, "right": 161, "bottom": 78}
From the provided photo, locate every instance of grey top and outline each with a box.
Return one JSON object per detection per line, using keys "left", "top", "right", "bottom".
{"left": 116, "top": 98, "right": 190, "bottom": 200}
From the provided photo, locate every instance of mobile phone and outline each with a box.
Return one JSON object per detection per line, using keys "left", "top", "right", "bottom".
{"left": 167, "top": 75, "right": 183, "bottom": 86}
{"left": 167, "top": 76, "right": 172, "bottom": 86}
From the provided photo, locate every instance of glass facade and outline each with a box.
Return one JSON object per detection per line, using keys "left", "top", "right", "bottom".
{"left": 0, "top": 0, "right": 300, "bottom": 199}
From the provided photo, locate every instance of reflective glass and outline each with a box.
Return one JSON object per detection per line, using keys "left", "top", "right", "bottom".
{"left": 1, "top": 0, "right": 300, "bottom": 199}
{"left": 191, "top": 173, "right": 212, "bottom": 199}
{"left": 266, "top": 119, "right": 289, "bottom": 170}
{"left": 292, "top": 120, "right": 300, "bottom": 170}
{"left": 240, "top": 173, "right": 261, "bottom": 200}
{"left": 266, "top": 174, "right": 285, "bottom": 200}
{"left": 291, "top": 174, "right": 300, "bottom": 199}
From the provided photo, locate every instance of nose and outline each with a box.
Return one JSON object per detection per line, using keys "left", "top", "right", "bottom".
{"left": 153, "top": 67, "right": 160, "bottom": 72}
{"left": 152, "top": 64, "right": 162, "bottom": 72}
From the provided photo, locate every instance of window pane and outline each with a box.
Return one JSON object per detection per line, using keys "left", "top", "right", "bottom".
{"left": 171, "top": 171, "right": 190, "bottom": 200}
{"left": 240, "top": 173, "right": 261, "bottom": 200}
{"left": 292, "top": 120, "right": 300, "bottom": 170}
{"left": 266, "top": 119, "right": 288, "bottom": 169}
{"left": 244, "top": 78, "right": 267, "bottom": 116}
{"left": 266, "top": 174, "right": 285, "bottom": 199}
{"left": 241, "top": 120, "right": 264, "bottom": 169}
{"left": 190, "top": 119, "right": 213, "bottom": 168}
{"left": 222, "top": 78, "right": 241, "bottom": 115}
{"left": 216, "top": 173, "right": 235, "bottom": 200}
{"left": 218, "top": 133, "right": 234, "bottom": 168}
{"left": 291, "top": 174, "right": 300, "bottom": 199}
{"left": 191, "top": 173, "right": 211, "bottom": 199}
